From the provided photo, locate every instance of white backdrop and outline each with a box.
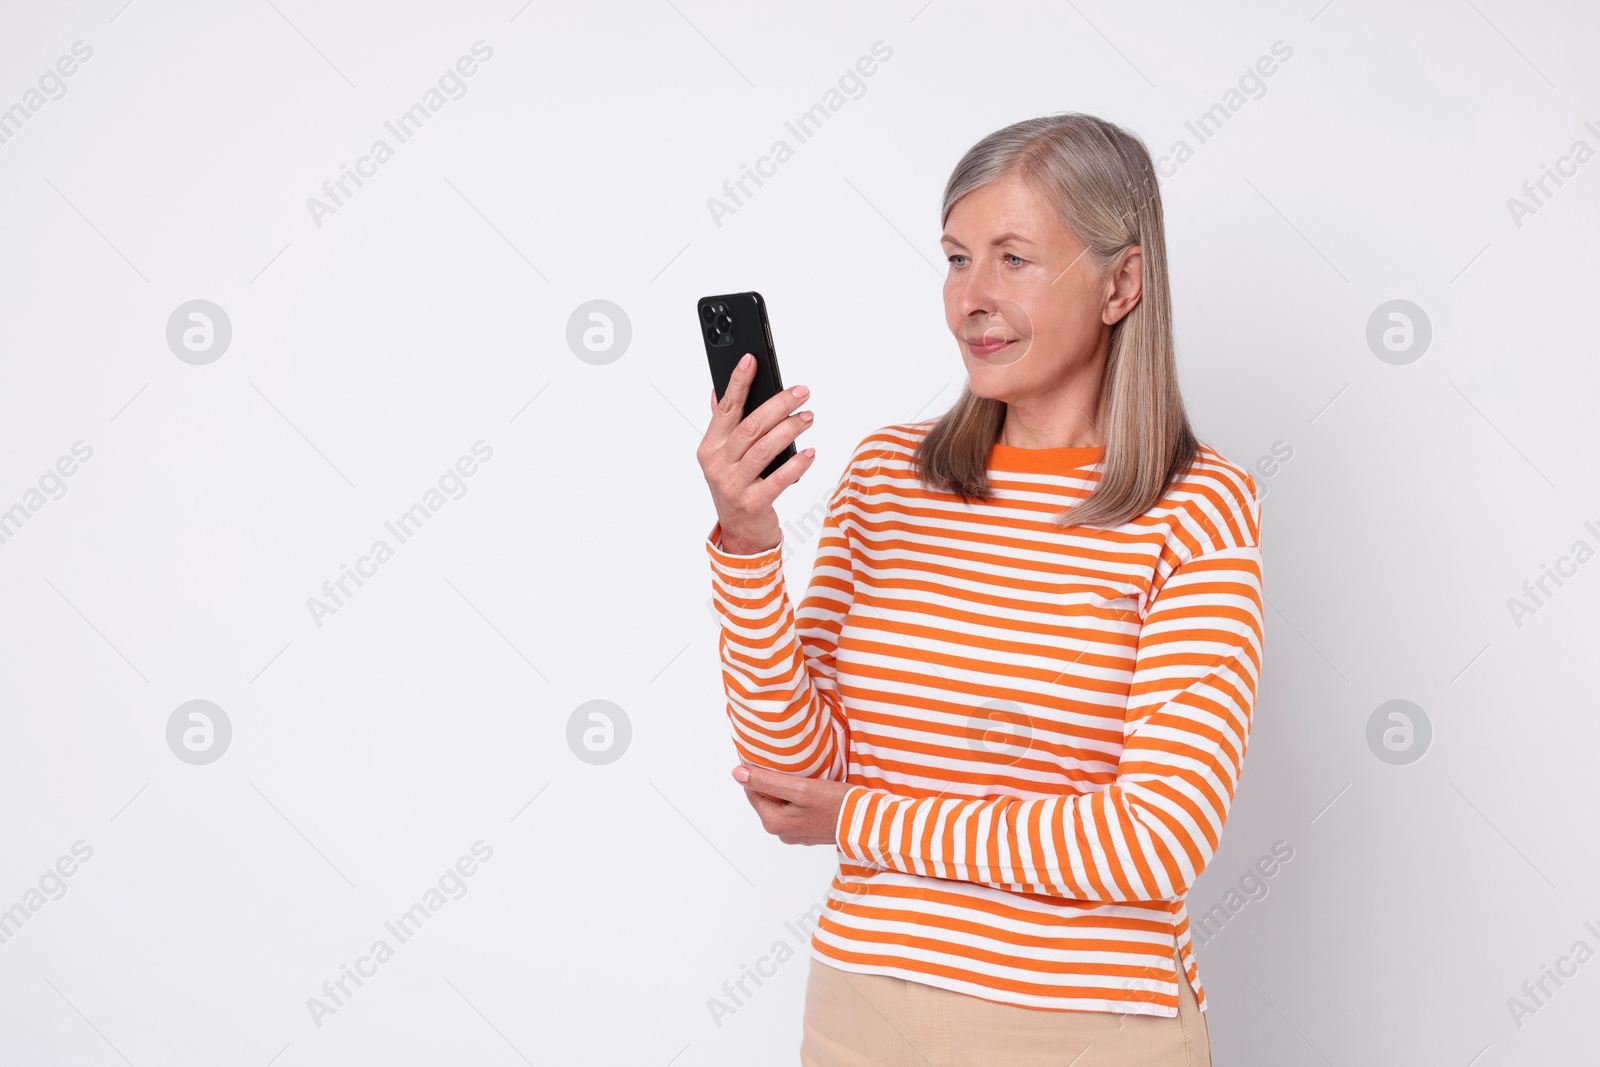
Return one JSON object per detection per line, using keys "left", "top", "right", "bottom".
{"left": 3, "top": 0, "right": 1599, "bottom": 1063}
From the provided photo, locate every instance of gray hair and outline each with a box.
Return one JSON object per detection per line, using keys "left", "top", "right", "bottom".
{"left": 915, "top": 112, "right": 1198, "bottom": 529}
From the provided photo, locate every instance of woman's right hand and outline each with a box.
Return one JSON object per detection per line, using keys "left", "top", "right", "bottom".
{"left": 697, "top": 352, "right": 817, "bottom": 556}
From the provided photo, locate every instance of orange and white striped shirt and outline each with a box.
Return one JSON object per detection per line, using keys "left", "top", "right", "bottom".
{"left": 706, "top": 420, "right": 1264, "bottom": 1017}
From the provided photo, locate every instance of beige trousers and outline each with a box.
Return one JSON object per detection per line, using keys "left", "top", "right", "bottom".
{"left": 799, "top": 951, "right": 1211, "bottom": 1067}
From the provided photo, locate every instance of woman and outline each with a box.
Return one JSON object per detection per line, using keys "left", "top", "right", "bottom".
{"left": 697, "top": 113, "right": 1263, "bottom": 1067}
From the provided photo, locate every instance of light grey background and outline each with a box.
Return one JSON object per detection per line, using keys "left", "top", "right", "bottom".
{"left": 2, "top": 0, "right": 1598, "bottom": 1063}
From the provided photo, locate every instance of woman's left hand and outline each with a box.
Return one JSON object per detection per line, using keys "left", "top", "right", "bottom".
{"left": 733, "top": 763, "right": 852, "bottom": 846}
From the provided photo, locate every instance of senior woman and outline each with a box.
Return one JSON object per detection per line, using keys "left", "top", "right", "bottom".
{"left": 697, "top": 113, "right": 1264, "bottom": 1067}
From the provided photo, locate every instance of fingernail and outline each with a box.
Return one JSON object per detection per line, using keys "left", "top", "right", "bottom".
{"left": 791, "top": 385, "right": 808, "bottom": 398}
{"left": 732, "top": 765, "right": 750, "bottom": 782}
{"left": 740, "top": 353, "right": 753, "bottom": 368}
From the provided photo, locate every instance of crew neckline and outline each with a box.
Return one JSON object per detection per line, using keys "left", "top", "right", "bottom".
{"left": 988, "top": 440, "right": 1105, "bottom": 474}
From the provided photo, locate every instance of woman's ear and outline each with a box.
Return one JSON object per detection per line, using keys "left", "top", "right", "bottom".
{"left": 1103, "top": 246, "right": 1143, "bottom": 325}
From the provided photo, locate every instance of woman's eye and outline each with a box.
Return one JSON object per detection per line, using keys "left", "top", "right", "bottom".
{"left": 1003, "top": 253, "right": 1025, "bottom": 267}
{"left": 946, "top": 254, "right": 967, "bottom": 267}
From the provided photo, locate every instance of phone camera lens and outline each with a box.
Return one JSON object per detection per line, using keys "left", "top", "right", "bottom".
{"left": 700, "top": 304, "right": 716, "bottom": 324}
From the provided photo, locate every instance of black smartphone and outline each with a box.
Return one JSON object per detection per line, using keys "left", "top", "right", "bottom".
{"left": 697, "top": 291, "right": 795, "bottom": 480}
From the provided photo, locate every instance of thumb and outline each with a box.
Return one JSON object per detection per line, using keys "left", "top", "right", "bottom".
{"left": 733, "top": 764, "right": 807, "bottom": 800}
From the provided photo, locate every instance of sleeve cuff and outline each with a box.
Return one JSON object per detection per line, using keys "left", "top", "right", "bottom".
{"left": 705, "top": 519, "right": 785, "bottom": 580}
{"left": 834, "top": 783, "right": 878, "bottom": 861}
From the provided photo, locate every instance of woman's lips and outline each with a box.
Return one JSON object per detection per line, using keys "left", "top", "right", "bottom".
{"left": 967, "top": 337, "right": 1015, "bottom": 358}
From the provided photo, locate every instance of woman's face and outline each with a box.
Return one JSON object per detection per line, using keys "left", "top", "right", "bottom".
{"left": 940, "top": 173, "right": 1140, "bottom": 406}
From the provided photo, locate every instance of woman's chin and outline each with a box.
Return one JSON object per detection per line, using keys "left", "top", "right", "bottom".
{"left": 964, "top": 362, "right": 1016, "bottom": 400}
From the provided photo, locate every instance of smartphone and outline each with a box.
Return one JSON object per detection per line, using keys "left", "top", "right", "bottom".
{"left": 697, "top": 291, "right": 795, "bottom": 480}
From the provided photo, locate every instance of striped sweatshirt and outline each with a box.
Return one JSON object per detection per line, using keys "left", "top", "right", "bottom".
{"left": 705, "top": 420, "right": 1264, "bottom": 1017}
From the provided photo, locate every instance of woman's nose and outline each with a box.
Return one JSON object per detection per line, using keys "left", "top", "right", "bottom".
{"left": 951, "top": 267, "right": 995, "bottom": 317}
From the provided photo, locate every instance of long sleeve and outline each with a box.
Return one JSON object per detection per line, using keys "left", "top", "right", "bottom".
{"left": 705, "top": 442, "right": 864, "bottom": 780}
{"left": 833, "top": 531, "right": 1264, "bottom": 903}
